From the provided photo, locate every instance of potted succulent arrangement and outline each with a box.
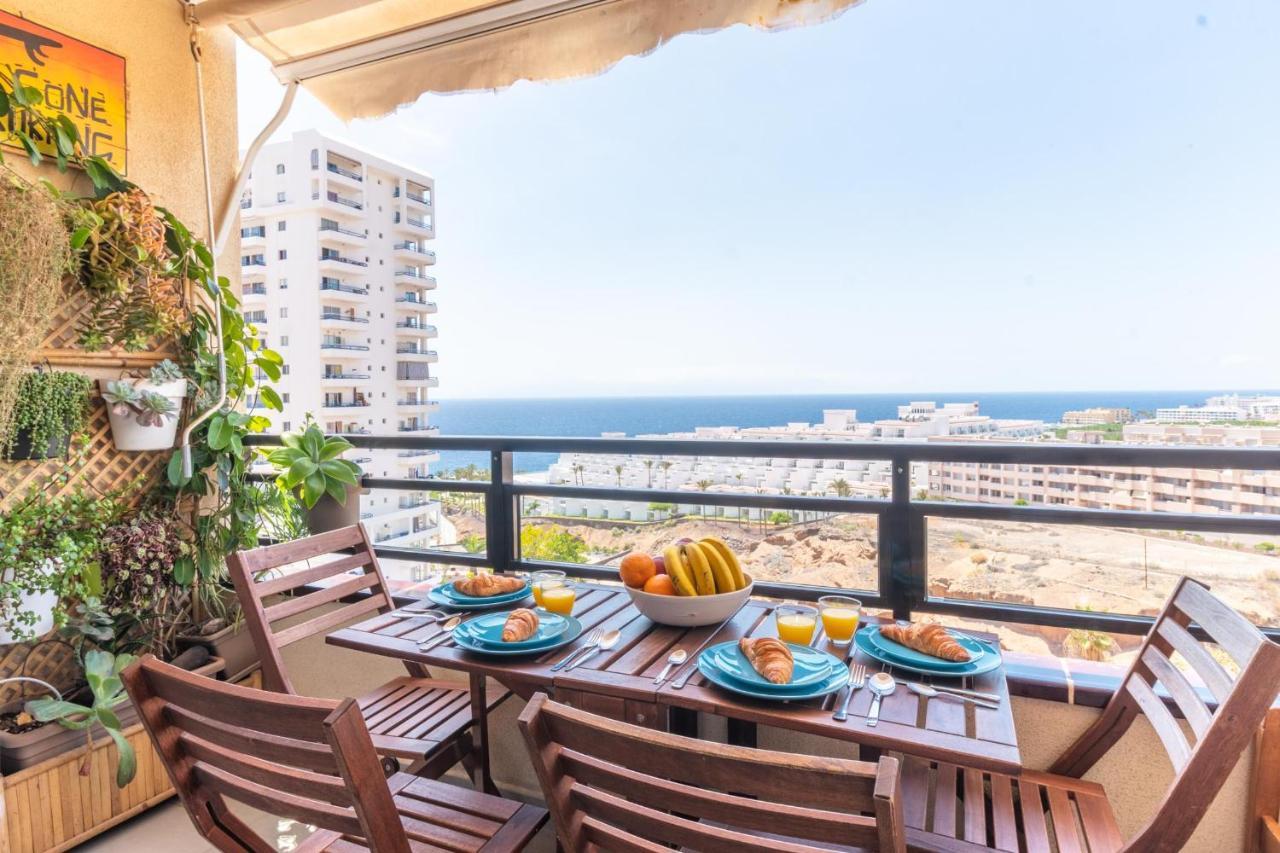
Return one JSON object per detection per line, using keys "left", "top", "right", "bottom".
{"left": 268, "top": 418, "right": 365, "bottom": 533}
{"left": 3, "top": 369, "right": 92, "bottom": 461}
{"left": 101, "top": 359, "right": 188, "bottom": 451}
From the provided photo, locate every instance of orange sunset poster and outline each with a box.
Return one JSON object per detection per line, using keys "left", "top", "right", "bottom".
{"left": 0, "top": 9, "right": 127, "bottom": 172}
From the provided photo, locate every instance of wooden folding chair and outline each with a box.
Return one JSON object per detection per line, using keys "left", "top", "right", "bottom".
{"left": 122, "top": 655, "right": 546, "bottom": 853}
{"left": 1251, "top": 706, "right": 1280, "bottom": 853}
{"left": 899, "top": 577, "right": 1280, "bottom": 852}
{"left": 518, "top": 691, "right": 908, "bottom": 852}
{"left": 228, "top": 524, "right": 509, "bottom": 786}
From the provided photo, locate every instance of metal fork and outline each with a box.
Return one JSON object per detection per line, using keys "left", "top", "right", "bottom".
{"left": 551, "top": 629, "right": 601, "bottom": 671}
{"left": 833, "top": 662, "right": 867, "bottom": 721}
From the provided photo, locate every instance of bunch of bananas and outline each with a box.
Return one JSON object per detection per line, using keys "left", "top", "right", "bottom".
{"left": 661, "top": 537, "right": 748, "bottom": 596}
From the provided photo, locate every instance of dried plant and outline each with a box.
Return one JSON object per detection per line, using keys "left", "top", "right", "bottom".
{"left": 0, "top": 178, "right": 74, "bottom": 451}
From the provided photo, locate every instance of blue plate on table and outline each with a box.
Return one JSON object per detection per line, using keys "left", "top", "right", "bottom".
{"left": 705, "top": 642, "right": 835, "bottom": 690}
{"left": 854, "top": 627, "right": 1002, "bottom": 679}
{"left": 862, "top": 625, "right": 988, "bottom": 672}
{"left": 455, "top": 610, "right": 569, "bottom": 650}
{"left": 696, "top": 649, "right": 849, "bottom": 702}
{"left": 437, "top": 579, "right": 531, "bottom": 604}
{"left": 451, "top": 615, "right": 582, "bottom": 656}
{"left": 428, "top": 583, "right": 531, "bottom": 610}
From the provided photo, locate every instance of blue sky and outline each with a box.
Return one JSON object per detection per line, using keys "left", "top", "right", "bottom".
{"left": 236, "top": 1, "right": 1279, "bottom": 399}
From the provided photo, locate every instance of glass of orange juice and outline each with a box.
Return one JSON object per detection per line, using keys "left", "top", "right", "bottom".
{"left": 818, "top": 596, "right": 862, "bottom": 647}
{"left": 539, "top": 580, "right": 576, "bottom": 615}
{"left": 775, "top": 604, "right": 818, "bottom": 645}
{"left": 531, "top": 570, "right": 566, "bottom": 607}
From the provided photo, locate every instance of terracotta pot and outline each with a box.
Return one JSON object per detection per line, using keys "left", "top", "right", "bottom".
{"left": 0, "top": 656, "right": 223, "bottom": 774}
{"left": 304, "top": 484, "right": 362, "bottom": 534}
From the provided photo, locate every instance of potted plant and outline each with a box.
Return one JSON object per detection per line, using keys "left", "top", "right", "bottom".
{"left": 4, "top": 369, "right": 92, "bottom": 461}
{"left": 267, "top": 418, "right": 364, "bottom": 533}
{"left": 101, "top": 360, "right": 188, "bottom": 451}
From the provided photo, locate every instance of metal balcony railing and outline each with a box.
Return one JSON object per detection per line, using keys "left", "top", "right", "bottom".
{"left": 244, "top": 433, "right": 1280, "bottom": 642}
{"left": 320, "top": 252, "right": 368, "bottom": 267}
{"left": 242, "top": 285, "right": 267, "bottom": 296}
{"left": 320, "top": 312, "right": 370, "bottom": 324}
{"left": 325, "top": 191, "right": 363, "bottom": 210}
{"left": 322, "top": 400, "right": 370, "bottom": 409}
{"left": 320, "top": 342, "right": 370, "bottom": 351}
{"left": 395, "top": 345, "right": 438, "bottom": 355}
{"left": 322, "top": 372, "right": 371, "bottom": 380}
{"left": 320, "top": 281, "right": 369, "bottom": 296}
{"left": 319, "top": 222, "right": 367, "bottom": 239}
{"left": 326, "top": 162, "right": 363, "bottom": 181}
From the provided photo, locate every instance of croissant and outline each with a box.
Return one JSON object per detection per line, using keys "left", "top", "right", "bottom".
{"left": 879, "top": 622, "right": 971, "bottom": 662}
{"left": 502, "top": 609, "right": 539, "bottom": 642}
{"left": 739, "top": 637, "right": 794, "bottom": 685}
{"left": 453, "top": 574, "right": 526, "bottom": 597}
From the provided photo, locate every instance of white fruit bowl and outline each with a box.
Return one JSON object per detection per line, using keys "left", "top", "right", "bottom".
{"left": 624, "top": 574, "right": 754, "bottom": 627}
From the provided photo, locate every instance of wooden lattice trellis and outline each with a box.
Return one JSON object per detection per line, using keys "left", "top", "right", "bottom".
{"left": 0, "top": 285, "right": 178, "bottom": 704}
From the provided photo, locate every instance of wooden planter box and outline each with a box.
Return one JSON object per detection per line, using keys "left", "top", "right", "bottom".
{"left": 0, "top": 667, "right": 260, "bottom": 853}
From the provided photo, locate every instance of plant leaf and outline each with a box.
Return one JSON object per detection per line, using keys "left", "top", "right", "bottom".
{"left": 286, "top": 457, "right": 318, "bottom": 487}
{"left": 104, "top": 726, "right": 137, "bottom": 787}
{"left": 173, "top": 555, "right": 195, "bottom": 586}
{"left": 320, "top": 459, "right": 359, "bottom": 485}
{"left": 302, "top": 471, "right": 327, "bottom": 507}
{"left": 259, "top": 386, "right": 283, "bottom": 411}
{"left": 207, "top": 416, "right": 230, "bottom": 451}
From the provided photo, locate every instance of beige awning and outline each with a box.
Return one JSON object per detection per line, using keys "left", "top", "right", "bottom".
{"left": 194, "top": 0, "right": 864, "bottom": 120}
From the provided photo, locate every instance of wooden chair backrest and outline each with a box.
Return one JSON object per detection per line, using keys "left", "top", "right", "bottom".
{"left": 517, "top": 692, "right": 906, "bottom": 852}
{"left": 121, "top": 655, "right": 411, "bottom": 853}
{"left": 228, "top": 524, "right": 396, "bottom": 694}
{"left": 1251, "top": 706, "right": 1280, "bottom": 853}
{"left": 1050, "top": 577, "right": 1280, "bottom": 852}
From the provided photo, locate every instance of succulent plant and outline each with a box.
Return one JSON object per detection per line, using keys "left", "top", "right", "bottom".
{"left": 147, "top": 359, "right": 185, "bottom": 384}
{"left": 134, "top": 392, "right": 177, "bottom": 427}
{"left": 101, "top": 380, "right": 143, "bottom": 417}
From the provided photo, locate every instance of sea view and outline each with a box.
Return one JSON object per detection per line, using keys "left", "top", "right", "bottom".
{"left": 431, "top": 390, "right": 1276, "bottom": 473}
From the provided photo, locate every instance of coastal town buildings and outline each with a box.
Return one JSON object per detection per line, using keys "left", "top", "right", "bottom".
{"left": 240, "top": 130, "right": 442, "bottom": 549}
{"left": 1062, "top": 407, "right": 1132, "bottom": 426}
{"left": 1155, "top": 395, "right": 1280, "bottom": 423}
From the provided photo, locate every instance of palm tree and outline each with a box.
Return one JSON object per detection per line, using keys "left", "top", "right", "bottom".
{"left": 695, "top": 479, "right": 712, "bottom": 518}
{"left": 572, "top": 463, "right": 584, "bottom": 486}
{"left": 614, "top": 464, "right": 624, "bottom": 487}
{"left": 832, "top": 478, "right": 851, "bottom": 498}
{"left": 525, "top": 499, "right": 541, "bottom": 518}
{"left": 643, "top": 459, "right": 654, "bottom": 488}
{"left": 660, "top": 460, "right": 673, "bottom": 489}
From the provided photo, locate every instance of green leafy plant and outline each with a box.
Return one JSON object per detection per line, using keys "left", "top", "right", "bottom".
{"left": 0, "top": 454, "right": 134, "bottom": 640}
{"left": 4, "top": 369, "right": 92, "bottom": 460}
{"left": 25, "top": 650, "right": 138, "bottom": 786}
{"left": 101, "top": 380, "right": 176, "bottom": 427}
{"left": 98, "top": 514, "right": 191, "bottom": 657}
{"left": 146, "top": 359, "right": 185, "bottom": 383}
{"left": 134, "top": 392, "right": 178, "bottom": 427}
{"left": 268, "top": 420, "right": 362, "bottom": 508}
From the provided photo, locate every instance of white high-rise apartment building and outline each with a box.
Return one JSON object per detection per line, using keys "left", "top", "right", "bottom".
{"left": 239, "top": 130, "right": 442, "bottom": 551}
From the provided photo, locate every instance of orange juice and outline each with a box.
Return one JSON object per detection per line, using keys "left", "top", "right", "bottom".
{"left": 532, "top": 570, "right": 565, "bottom": 607}
{"left": 818, "top": 595, "right": 862, "bottom": 646}
{"left": 540, "top": 586, "right": 576, "bottom": 615}
{"left": 776, "top": 613, "right": 817, "bottom": 645}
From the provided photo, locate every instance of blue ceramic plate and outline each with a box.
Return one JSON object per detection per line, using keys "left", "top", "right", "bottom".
{"left": 456, "top": 610, "right": 569, "bottom": 649}
{"left": 452, "top": 615, "right": 582, "bottom": 657}
{"left": 862, "top": 625, "right": 987, "bottom": 672}
{"left": 704, "top": 642, "right": 835, "bottom": 689}
{"left": 427, "top": 585, "right": 532, "bottom": 610}
{"left": 437, "top": 579, "right": 531, "bottom": 604}
{"left": 697, "top": 652, "right": 849, "bottom": 702}
{"left": 854, "top": 627, "right": 1002, "bottom": 678}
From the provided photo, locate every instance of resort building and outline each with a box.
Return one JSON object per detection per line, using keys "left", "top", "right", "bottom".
{"left": 240, "top": 130, "right": 442, "bottom": 550}
{"left": 1062, "top": 407, "right": 1132, "bottom": 425}
{"left": 540, "top": 403, "right": 1044, "bottom": 520}
{"left": 1154, "top": 395, "right": 1280, "bottom": 424}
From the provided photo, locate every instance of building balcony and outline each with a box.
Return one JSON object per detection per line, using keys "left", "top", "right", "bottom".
{"left": 321, "top": 371, "right": 371, "bottom": 385}
{"left": 394, "top": 214, "right": 433, "bottom": 235}
{"left": 320, "top": 399, "right": 371, "bottom": 410}
{"left": 242, "top": 284, "right": 267, "bottom": 298}
{"left": 319, "top": 311, "right": 370, "bottom": 327}
{"left": 396, "top": 398, "right": 440, "bottom": 411}
{"left": 319, "top": 253, "right": 368, "bottom": 270}
{"left": 240, "top": 227, "right": 266, "bottom": 246}
{"left": 320, "top": 341, "right": 371, "bottom": 354}
{"left": 371, "top": 522, "right": 439, "bottom": 547}
{"left": 325, "top": 160, "right": 363, "bottom": 183}
{"left": 320, "top": 279, "right": 369, "bottom": 300}
{"left": 397, "top": 423, "right": 435, "bottom": 433}
{"left": 396, "top": 445, "right": 440, "bottom": 459}
{"left": 318, "top": 222, "right": 367, "bottom": 246}
{"left": 395, "top": 345, "right": 438, "bottom": 359}
{"left": 320, "top": 190, "right": 365, "bottom": 214}
{"left": 395, "top": 375, "right": 440, "bottom": 389}
{"left": 395, "top": 322, "right": 438, "bottom": 338}
{"left": 392, "top": 242, "right": 434, "bottom": 262}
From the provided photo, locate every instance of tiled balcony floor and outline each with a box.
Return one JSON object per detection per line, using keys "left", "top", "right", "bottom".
{"left": 78, "top": 782, "right": 557, "bottom": 852}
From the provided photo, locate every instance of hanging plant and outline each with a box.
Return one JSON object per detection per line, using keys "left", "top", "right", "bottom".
{"left": 4, "top": 369, "right": 93, "bottom": 461}
{"left": 100, "top": 361, "right": 189, "bottom": 452}
{"left": 0, "top": 179, "right": 75, "bottom": 454}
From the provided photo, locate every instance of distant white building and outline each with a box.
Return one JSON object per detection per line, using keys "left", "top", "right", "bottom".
{"left": 1155, "top": 394, "right": 1280, "bottom": 424}
{"left": 540, "top": 403, "right": 1045, "bottom": 521}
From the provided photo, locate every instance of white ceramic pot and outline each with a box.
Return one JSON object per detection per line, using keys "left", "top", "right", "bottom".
{"left": 103, "top": 378, "right": 187, "bottom": 452}
{"left": 0, "top": 561, "right": 59, "bottom": 646}
{"left": 624, "top": 574, "right": 754, "bottom": 627}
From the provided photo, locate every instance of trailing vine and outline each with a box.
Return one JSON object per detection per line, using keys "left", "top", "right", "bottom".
{"left": 4, "top": 369, "right": 92, "bottom": 460}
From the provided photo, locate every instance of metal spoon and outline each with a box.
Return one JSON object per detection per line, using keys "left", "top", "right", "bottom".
{"left": 654, "top": 649, "right": 687, "bottom": 685}
{"left": 907, "top": 681, "right": 999, "bottom": 710}
{"left": 566, "top": 629, "right": 621, "bottom": 671}
{"left": 866, "top": 672, "right": 896, "bottom": 727}
{"left": 418, "top": 615, "right": 461, "bottom": 647}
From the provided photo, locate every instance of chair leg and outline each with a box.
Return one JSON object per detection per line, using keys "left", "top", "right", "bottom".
{"left": 469, "top": 672, "right": 499, "bottom": 795}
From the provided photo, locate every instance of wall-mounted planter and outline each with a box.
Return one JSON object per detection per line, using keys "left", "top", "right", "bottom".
{"left": 102, "top": 378, "right": 187, "bottom": 452}
{"left": 6, "top": 428, "right": 71, "bottom": 462}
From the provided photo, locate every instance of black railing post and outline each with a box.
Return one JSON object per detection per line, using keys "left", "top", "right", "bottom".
{"left": 486, "top": 450, "right": 515, "bottom": 573}
{"left": 880, "top": 455, "right": 914, "bottom": 620}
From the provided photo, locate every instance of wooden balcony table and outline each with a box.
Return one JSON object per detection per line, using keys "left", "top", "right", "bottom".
{"left": 326, "top": 581, "right": 1022, "bottom": 775}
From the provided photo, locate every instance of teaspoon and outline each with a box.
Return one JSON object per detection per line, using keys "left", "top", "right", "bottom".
{"left": 567, "top": 629, "right": 621, "bottom": 671}
{"left": 654, "top": 649, "right": 687, "bottom": 685}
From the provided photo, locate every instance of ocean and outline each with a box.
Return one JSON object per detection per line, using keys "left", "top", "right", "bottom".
{"left": 429, "top": 390, "right": 1274, "bottom": 474}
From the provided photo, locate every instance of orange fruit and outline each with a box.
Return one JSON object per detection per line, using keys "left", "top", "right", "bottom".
{"left": 643, "top": 574, "right": 676, "bottom": 595}
{"left": 619, "top": 551, "right": 657, "bottom": 588}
